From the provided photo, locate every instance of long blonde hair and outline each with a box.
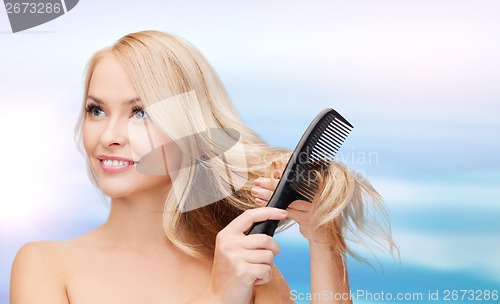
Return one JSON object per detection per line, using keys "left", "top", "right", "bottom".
{"left": 75, "top": 30, "right": 396, "bottom": 261}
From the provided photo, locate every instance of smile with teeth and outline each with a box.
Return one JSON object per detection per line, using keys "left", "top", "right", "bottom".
{"left": 100, "top": 159, "right": 135, "bottom": 167}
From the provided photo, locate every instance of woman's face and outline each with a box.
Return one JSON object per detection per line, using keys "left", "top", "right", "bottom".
{"left": 82, "top": 54, "right": 172, "bottom": 199}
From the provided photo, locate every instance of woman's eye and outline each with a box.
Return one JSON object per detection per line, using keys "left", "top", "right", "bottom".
{"left": 85, "top": 105, "right": 105, "bottom": 117}
{"left": 133, "top": 108, "right": 148, "bottom": 119}
{"left": 92, "top": 108, "right": 104, "bottom": 116}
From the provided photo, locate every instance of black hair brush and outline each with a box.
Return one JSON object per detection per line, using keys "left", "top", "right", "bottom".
{"left": 248, "top": 108, "right": 353, "bottom": 236}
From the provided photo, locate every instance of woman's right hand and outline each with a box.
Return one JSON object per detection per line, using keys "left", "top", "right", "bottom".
{"left": 206, "top": 207, "right": 287, "bottom": 304}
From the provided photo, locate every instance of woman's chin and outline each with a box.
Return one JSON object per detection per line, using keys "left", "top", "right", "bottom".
{"left": 94, "top": 177, "right": 136, "bottom": 198}
{"left": 100, "top": 186, "right": 135, "bottom": 199}
{"left": 95, "top": 175, "right": 171, "bottom": 199}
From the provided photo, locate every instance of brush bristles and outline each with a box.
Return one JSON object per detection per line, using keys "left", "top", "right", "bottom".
{"left": 292, "top": 114, "right": 353, "bottom": 201}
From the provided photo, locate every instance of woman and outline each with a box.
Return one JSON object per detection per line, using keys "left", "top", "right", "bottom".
{"left": 10, "top": 30, "right": 395, "bottom": 303}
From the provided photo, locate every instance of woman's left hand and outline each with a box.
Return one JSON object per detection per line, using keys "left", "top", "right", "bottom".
{"left": 251, "top": 177, "right": 318, "bottom": 242}
{"left": 252, "top": 179, "right": 353, "bottom": 304}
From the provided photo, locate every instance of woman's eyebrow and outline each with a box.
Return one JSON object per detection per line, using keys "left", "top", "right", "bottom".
{"left": 87, "top": 95, "right": 141, "bottom": 105}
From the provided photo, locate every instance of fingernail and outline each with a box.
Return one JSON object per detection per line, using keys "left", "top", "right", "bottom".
{"left": 251, "top": 187, "right": 259, "bottom": 196}
{"left": 255, "top": 198, "right": 266, "bottom": 206}
{"left": 254, "top": 178, "right": 263, "bottom": 186}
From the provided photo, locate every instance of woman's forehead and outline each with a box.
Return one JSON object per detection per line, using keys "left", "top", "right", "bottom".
{"left": 88, "top": 55, "right": 139, "bottom": 105}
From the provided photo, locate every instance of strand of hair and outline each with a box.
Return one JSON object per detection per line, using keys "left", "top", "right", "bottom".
{"left": 296, "top": 183, "right": 318, "bottom": 200}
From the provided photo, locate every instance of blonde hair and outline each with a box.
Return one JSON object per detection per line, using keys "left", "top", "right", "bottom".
{"left": 75, "top": 30, "right": 396, "bottom": 262}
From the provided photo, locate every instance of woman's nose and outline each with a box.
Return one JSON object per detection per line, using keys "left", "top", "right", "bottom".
{"left": 99, "top": 117, "right": 128, "bottom": 147}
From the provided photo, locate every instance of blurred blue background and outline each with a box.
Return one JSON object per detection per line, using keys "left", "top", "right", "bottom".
{"left": 1, "top": 1, "right": 499, "bottom": 303}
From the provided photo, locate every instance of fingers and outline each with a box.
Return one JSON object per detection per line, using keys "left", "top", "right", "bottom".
{"left": 254, "top": 177, "right": 279, "bottom": 189}
{"left": 288, "top": 200, "right": 313, "bottom": 212}
{"left": 255, "top": 197, "right": 267, "bottom": 207}
{"left": 250, "top": 264, "right": 273, "bottom": 285}
{"left": 242, "top": 234, "right": 280, "bottom": 255}
{"left": 286, "top": 207, "right": 309, "bottom": 223}
{"left": 251, "top": 176, "right": 321, "bottom": 245}
{"left": 213, "top": 209, "right": 282, "bottom": 292}
{"left": 252, "top": 177, "right": 314, "bottom": 213}
{"left": 223, "top": 207, "right": 287, "bottom": 235}
{"left": 251, "top": 177, "right": 314, "bottom": 236}
{"left": 252, "top": 178, "right": 278, "bottom": 205}
{"left": 241, "top": 249, "right": 276, "bottom": 265}
{"left": 252, "top": 180, "right": 312, "bottom": 211}
{"left": 251, "top": 186, "right": 273, "bottom": 202}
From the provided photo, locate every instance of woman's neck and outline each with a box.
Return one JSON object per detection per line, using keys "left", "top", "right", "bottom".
{"left": 100, "top": 189, "right": 172, "bottom": 251}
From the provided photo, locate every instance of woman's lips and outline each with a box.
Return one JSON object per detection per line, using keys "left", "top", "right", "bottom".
{"left": 97, "top": 155, "right": 136, "bottom": 173}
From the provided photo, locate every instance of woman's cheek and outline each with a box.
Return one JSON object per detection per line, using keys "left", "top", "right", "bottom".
{"left": 82, "top": 121, "right": 97, "bottom": 155}
{"left": 128, "top": 122, "right": 181, "bottom": 178}
{"left": 128, "top": 121, "right": 160, "bottom": 161}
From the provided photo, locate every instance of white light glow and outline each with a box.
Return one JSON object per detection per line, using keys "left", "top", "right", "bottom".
{"left": 0, "top": 102, "right": 63, "bottom": 231}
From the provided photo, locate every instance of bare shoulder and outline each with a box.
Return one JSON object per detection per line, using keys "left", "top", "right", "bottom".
{"left": 11, "top": 241, "right": 70, "bottom": 304}
{"left": 254, "top": 266, "right": 294, "bottom": 303}
{"left": 11, "top": 241, "right": 67, "bottom": 277}
{"left": 11, "top": 228, "right": 111, "bottom": 304}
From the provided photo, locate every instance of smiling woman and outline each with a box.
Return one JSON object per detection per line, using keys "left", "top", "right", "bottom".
{"left": 10, "top": 30, "right": 396, "bottom": 304}
{"left": 80, "top": 55, "right": 173, "bottom": 199}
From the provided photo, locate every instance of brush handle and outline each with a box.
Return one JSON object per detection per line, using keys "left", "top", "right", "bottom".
{"left": 247, "top": 108, "right": 353, "bottom": 237}
{"left": 248, "top": 182, "right": 303, "bottom": 236}
{"left": 247, "top": 219, "right": 280, "bottom": 236}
